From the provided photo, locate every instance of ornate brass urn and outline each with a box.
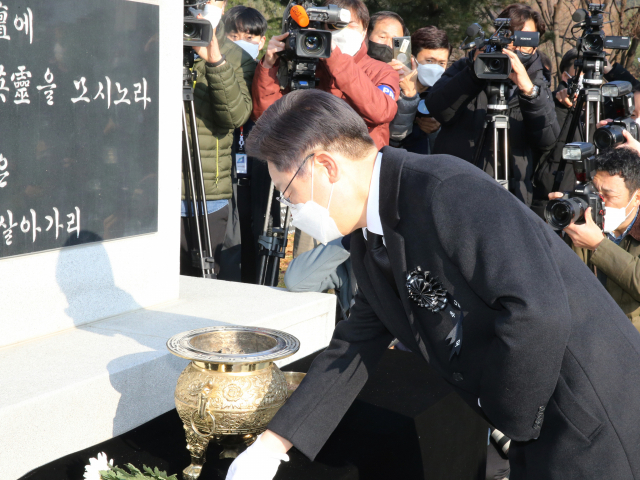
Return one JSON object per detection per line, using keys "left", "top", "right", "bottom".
{"left": 167, "top": 326, "right": 300, "bottom": 480}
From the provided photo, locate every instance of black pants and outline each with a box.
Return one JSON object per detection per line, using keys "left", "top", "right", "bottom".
{"left": 180, "top": 205, "right": 229, "bottom": 278}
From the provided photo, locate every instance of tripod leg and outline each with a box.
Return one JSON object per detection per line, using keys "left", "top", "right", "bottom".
{"left": 182, "top": 103, "right": 209, "bottom": 279}
{"left": 257, "top": 182, "right": 276, "bottom": 285}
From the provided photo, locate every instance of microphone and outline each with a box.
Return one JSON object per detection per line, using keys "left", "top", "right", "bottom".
{"left": 290, "top": 5, "right": 310, "bottom": 27}
{"left": 572, "top": 8, "right": 588, "bottom": 23}
{"left": 466, "top": 23, "right": 483, "bottom": 38}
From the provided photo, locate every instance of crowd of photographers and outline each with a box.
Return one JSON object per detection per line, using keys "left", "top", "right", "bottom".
{"left": 183, "top": 0, "right": 640, "bottom": 477}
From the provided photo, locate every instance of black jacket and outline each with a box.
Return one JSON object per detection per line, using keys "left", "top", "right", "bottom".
{"left": 268, "top": 147, "right": 640, "bottom": 479}
{"left": 425, "top": 52, "right": 560, "bottom": 205}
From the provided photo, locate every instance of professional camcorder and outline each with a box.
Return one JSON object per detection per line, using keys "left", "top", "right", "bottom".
{"left": 277, "top": 0, "right": 350, "bottom": 90}
{"left": 570, "top": 4, "right": 630, "bottom": 83}
{"left": 184, "top": 0, "right": 214, "bottom": 47}
{"left": 594, "top": 80, "right": 639, "bottom": 149}
{"left": 461, "top": 19, "right": 540, "bottom": 81}
{"left": 545, "top": 142, "right": 604, "bottom": 230}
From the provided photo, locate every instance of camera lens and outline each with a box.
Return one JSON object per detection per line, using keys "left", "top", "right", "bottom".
{"left": 594, "top": 125, "right": 625, "bottom": 150}
{"left": 584, "top": 33, "right": 604, "bottom": 52}
{"left": 303, "top": 34, "right": 324, "bottom": 54}
{"left": 184, "top": 23, "right": 198, "bottom": 39}
{"left": 489, "top": 58, "right": 504, "bottom": 72}
{"left": 545, "top": 198, "right": 588, "bottom": 230}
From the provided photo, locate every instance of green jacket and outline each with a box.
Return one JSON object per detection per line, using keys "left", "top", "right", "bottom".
{"left": 569, "top": 219, "right": 640, "bottom": 333}
{"left": 184, "top": 23, "right": 255, "bottom": 201}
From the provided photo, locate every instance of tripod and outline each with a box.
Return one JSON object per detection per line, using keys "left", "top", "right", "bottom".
{"left": 548, "top": 53, "right": 605, "bottom": 192}
{"left": 182, "top": 48, "right": 216, "bottom": 279}
{"left": 257, "top": 181, "right": 292, "bottom": 286}
{"left": 473, "top": 81, "right": 511, "bottom": 190}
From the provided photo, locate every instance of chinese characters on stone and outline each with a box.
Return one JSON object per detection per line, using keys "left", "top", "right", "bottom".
{"left": 0, "top": 207, "right": 80, "bottom": 245}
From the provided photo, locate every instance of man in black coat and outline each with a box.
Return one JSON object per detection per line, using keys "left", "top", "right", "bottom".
{"left": 426, "top": 4, "right": 559, "bottom": 206}
{"left": 225, "top": 89, "right": 640, "bottom": 480}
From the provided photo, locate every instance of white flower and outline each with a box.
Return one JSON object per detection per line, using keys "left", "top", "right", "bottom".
{"left": 84, "top": 452, "right": 114, "bottom": 480}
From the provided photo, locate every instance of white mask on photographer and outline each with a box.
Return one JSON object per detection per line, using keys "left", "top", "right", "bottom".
{"left": 331, "top": 28, "right": 364, "bottom": 56}
{"left": 188, "top": 4, "right": 223, "bottom": 29}
{"left": 604, "top": 191, "right": 639, "bottom": 233}
{"left": 289, "top": 161, "right": 343, "bottom": 245}
{"left": 417, "top": 63, "right": 445, "bottom": 87}
{"left": 234, "top": 40, "right": 260, "bottom": 59}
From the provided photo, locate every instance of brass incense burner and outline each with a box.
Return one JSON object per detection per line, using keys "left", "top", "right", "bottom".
{"left": 167, "top": 326, "right": 301, "bottom": 480}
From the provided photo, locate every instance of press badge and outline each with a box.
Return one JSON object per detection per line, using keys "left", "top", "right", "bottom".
{"left": 236, "top": 153, "right": 248, "bottom": 175}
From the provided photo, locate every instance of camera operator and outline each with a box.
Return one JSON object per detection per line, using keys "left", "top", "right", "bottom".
{"left": 426, "top": 4, "right": 559, "bottom": 206}
{"left": 251, "top": 0, "right": 400, "bottom": 150}
{"left": 549, "top": 147, "right": 640, "bottom": 333}
{"left": 181, "top": 0, "right": 256, "bottom": 279}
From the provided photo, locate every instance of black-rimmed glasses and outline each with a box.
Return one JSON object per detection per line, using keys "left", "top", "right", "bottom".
{"left": 276, "top": 153, "right": 314, "bottom": 207}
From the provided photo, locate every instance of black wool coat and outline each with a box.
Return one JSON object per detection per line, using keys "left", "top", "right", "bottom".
{"left": 425, "top": 53, "right": 560, "bottom": 206}
{"left": 267, "top": 147, "right": 640, "bottom": 479}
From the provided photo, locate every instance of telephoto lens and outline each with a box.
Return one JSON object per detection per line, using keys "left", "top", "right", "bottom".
{"left": 545, "top": 197, "right": 589, "bottom": 230}
{"left": 594, "top": 125, "right": 626, "bottom": 150}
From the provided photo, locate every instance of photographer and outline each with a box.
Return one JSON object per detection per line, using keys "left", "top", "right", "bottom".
{"left": 426, "top": 4, "right": 559, "bottom": 205}
{"left": 549, "top": 147, "right": 640, "bottom": 333}
{"left": 180, "top": 0, "right": 256, "bottom": 279}
{"left": 251, "top": 0, "right": 400, "bottom": 149}
{"left": 366, "top": 12, "right": 417, "bottom": 146}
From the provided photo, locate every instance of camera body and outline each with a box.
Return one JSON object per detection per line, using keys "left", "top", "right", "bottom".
{"left": 545, "top": 142, "right": 604, "bottom": 230}
{"left": 464, "top": 19, "right": 540, "bottom": 81}
{"left": 594, "top": 81, "right": 639, "bottom": 149}
{"left": 277, "top": 1, "right": 350, "bottom": 90}
{"left": 183, "top": 0, "right": 214, "bottom": 47}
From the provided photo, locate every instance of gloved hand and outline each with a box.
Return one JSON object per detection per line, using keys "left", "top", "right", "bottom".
{"left": 225, "top": 433, "right": 290, "bottom": 480}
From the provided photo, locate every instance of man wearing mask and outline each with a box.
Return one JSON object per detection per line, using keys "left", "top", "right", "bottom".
{"left": 225, "top": 89, "right": 640, "bottom": 480}
{"left": 251, "top": 0, "right": 399, "bottom": 150}
{"left": 366, "top": 12, "right": 418, "bottom": 146}
{"left": 549, "top": 147, "right": 640, "bottom": 333}
{"left": 426, "top": 4, "right": 559, "bottom": 206}
{"left": 181, "top": 0, "right": 255, "bottom": 279}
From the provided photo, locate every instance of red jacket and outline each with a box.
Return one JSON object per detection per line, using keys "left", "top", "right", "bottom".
{"left": 251, "top": 41, "right": 399, "bottom": 149}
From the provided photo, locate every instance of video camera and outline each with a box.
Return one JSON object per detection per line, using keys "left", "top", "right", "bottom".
{"left": 545, "top": 142, "right": 605, "bottom": 230}
{"left": 570, "top": 4, "right": 630, "bottom": 84}
{"left": 184, "top": 0, "right": 214, "bottom": 48}
{"left": 461, "top": 19, "right": 540, "bottom": 81}
{"left": 594, "top": 80, "right": 639, "bottom": 149}
{"left": 277, "top": 0, "right": 350, "bottom": 90}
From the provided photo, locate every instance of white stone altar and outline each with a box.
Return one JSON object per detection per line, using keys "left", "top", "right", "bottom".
{"left": 0, "top": 1, "right": 336, "bottom": 478}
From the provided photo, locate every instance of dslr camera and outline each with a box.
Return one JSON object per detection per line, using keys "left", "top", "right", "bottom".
{"left": 183, "top": 0, "right": 214, "bottom": 47}
{"left": 545, "top": 142, "right": 604, "bottom": 230}
{"left": 277, "top": 0, "right": 350, "bottom": 90}
{"left": 594, "top": 80, "right": 639, "bottom": 149}
{"left": 461, "top": 19, "right": 540, "bottom": 81}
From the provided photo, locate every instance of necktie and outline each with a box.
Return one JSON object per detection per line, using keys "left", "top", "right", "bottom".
{"left": 366, "top": 231, "right": 398, "bottom": 295}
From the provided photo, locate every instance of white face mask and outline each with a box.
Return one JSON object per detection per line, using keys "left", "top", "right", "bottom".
{"left": 604, "top": 191, "right": 638, "bottom": 233}
{"left": 417, "top": 63, "right": 445, "bottom": 88}
{"left": 234, "top": 39, "right": 260, "bottom": 59}
{"left": 331, "top": 28, "right": 364, "bottom": 57}
{"left": 188, "top": 4, "right": 223, "bottom": 29}
{"left": 289, "top": 161, "right": 343, "bottom": 244}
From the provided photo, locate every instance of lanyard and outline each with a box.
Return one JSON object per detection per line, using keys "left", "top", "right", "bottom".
{"left": 238, "top": 126, "right": 245, "bottom": 153}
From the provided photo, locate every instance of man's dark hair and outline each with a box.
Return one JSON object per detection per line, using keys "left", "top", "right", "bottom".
{"left": 368, "top": 11, "right": 409, "bottom": 37}
{"left": 224, "top": 5, "right": 267, "bottom": 36}
{"left": 411, "top": 26, "right": 452, "bottom": 57}
{"left": 596, "top": 147, "right": 640, "bottom": 194}
{"left": 323, "top": 0, "right": 370, "bottom": 31}
{"left": 559, "top": 48, "right": 578, "bottom": 74}
{"left": 498, "top": 4, "right": 546, "bottom": 36}
{"left": 246, "top": 90, "right": 376, "bottom": 173}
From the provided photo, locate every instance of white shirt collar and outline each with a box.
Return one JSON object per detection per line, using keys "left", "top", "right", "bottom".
{"left": 364, "top": 152, "right": 384, "bottom": 237}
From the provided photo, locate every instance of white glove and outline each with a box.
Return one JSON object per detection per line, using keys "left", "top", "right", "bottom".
{"left": 225, "top": 433, "right": 290, "bottom": 480}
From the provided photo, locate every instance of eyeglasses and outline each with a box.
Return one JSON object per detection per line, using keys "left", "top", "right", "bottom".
{"left": 422, "top": 58, "right": 451, "bottom": 69}
{"left": 276, "top": 153, "right": 314, "bottom": 208}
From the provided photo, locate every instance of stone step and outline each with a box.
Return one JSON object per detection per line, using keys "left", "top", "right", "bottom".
{"left": 1, "top": 276, "right": 335, "bottom": 480}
